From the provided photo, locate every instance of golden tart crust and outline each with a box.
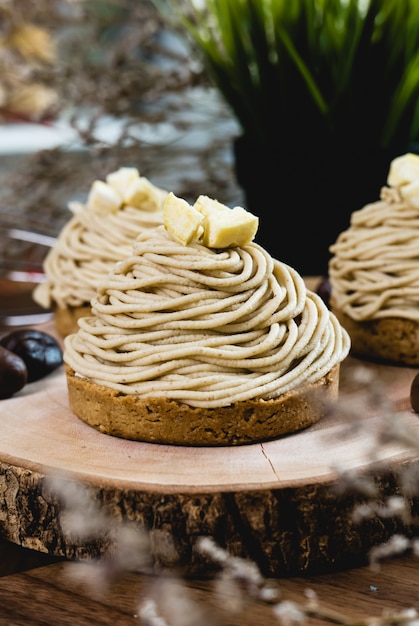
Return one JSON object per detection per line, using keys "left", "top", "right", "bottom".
{"left": 65, "top": 363, "right": 340, "bottom": 446}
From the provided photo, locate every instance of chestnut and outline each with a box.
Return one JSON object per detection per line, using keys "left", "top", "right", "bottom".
{"left": 0, "top": 329, "right": 63, "bottom": 383}
{"left": 410, "top": 372, "right": 419, "bottom": 414}
{"left": 0, "top": 345, "right": 28, "bottom": 399}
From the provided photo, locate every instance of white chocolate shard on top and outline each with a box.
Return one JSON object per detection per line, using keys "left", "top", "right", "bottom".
{"left": 87, "top": 167, "right": 169, "bottom": 215}
{"left": 86, "top": 180, "right": 122, "bottom": 215}
{"left": 387, "top": 153, "right": 419, "bottom": 208}
{"left": 106, "top": 167, "right": 140, "bottom": 198}
{"left": 164, "top": 192, "right": 204, "bottom": 245}
{"left": 387, "top": 153, "right": 419, "bottom": 188}
{"left": 195, "top": 195, "right": 259, "bottom": 248}
{"left": 164, "top": 192, "right": 259, "bottom": 249}
{"left": 124, "top": 177, "right": 168, "bottom": 211}
{"left": 400, "top": 179, "right": 419, "bottom": 209}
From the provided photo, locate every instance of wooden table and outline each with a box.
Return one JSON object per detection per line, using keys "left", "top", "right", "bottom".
{"left": 2, "top": 285, "right": 419, "bottom": 575}
{"left": 1, "top": 326, "right": 419, "bottom": 578}
{"left": 1, "top": 277, "right": 419, "bottom": 623}
{"left": 0, "top": 537, "right": 418, "bottom": 625}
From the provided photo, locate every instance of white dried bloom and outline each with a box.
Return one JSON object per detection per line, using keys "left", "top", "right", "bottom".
{"left": 376, "top": 411, "right": 419, "bottom": 454}
{"left": 332, "top": 465, "right": 378, "bottom": 497}
{"left": 352, "top": 493, "right": 411, "bottom": 525}
{"left": 111, "top": 524, "right": 151, "bottom": 572}
{"left": 226, "top": 555, "right": 264, "bottom": 587}
{"left": 214, "top": 574, "right": 246, "bottom": 613}
{"left": 196, "top": 536, "right": 229, "bottom": 565}
{"left": 382, "top": 608, "right": 419, "bottom": 625}
{"left": 63, "top": 560, "right": 108, "bottom": 597}
{"left": 144, "top": 577, "right": 215, "bottom": 626}
{"left": 400, "top": 608, "right": 418, "bottom": 620}
{"left": 212, "top": 556, "right": 265, "bottom": 611}
{"left": 369, "top": 534, "right": 411, "bottom": 567}
{"left": 412, "top": 538, "right": 419, "bottom": 557}
{"left": 44, "top": 474, "right": 110, "bottom": 539}
{"left": 197, "top": 536, "right": 264, "bottom": 593}
{"left": 273, "top": 600, "right": 306, "bottom": 625}
{"left": 303, "top": 587, "right": 318, "bottom": 607}
{"left": 45, "top": 473, "right": 152, "bottom": 589}
{"left": 259, "top": 584, "right": 281, "bottom": 603}
{"left": 350, "top": 366, "right": 375, "bottom": 386}
{"left": 376, "top": 496, "right": 410, "bottom": 522}
{"left": 139, "top": 598, "right": 169, "bottom": 626}
{"left": 399, "top": 464, "right": 419, "bottom": 498}
{"left": 351, "top": 502, "right": 375, "bottom": 523}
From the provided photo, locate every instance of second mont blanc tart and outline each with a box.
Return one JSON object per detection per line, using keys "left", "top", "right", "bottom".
{"left": 64, "top": 193, "right": 350, "bottom": 446}
{"left": 329, "top": 153, "right": 419, "bottom": 366}
{"left": 33, "top": 166, "right": 168, "bottom": 336}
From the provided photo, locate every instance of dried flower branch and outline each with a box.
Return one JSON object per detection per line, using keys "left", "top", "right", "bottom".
{"left": 0, "top": 0, "right": 201, "bottom": 124}
{"left": 38, "top": 362, "right": 419, "bottom": 626}
{"left": 45, "top": 473, "right": 152, "bottom": 591}
{"left": 321, "top": 365, "right": 419, "bottom": 577}
{"left": 43, "top": 469, "right": 419, "bottom": 626}
{"left": 0, "top": 0, "right": 242, "bottom": 240}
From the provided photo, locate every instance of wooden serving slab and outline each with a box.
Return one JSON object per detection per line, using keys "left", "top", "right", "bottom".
{"left": 0, "top": 320, "right": 418, "bottom": 578}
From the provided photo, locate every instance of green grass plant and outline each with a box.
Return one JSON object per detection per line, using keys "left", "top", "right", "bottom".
{"left": 160, "top": 0, "right": 419, "bottom": 154}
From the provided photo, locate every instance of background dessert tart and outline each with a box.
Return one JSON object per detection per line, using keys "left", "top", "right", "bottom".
{"left": 64, "top": 194, "right": 350, "bottom": 445}
{"left": 33, "top": 166, "right": 168, "bottom": 336}
{"left": 329, "top": 153, "right": 419, "bottom": 366}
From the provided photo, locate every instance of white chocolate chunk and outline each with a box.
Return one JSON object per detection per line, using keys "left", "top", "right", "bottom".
{"left": 67, "top": 200, "right": 84, "bottom": 215}
{"left": 106, "top": 167, "right": 140, "bottom": 199}
{"left": 194, "top": 195, "right": 258, "bottom": 248}
{"left": 164, "top": 192, "right": 204, "bottom": 245}
{"left": 400, "top": 179, "right": 419, "bottom": 208}
{"left": 86, "top": 180, "right": 122, "bottom": 215}
{"left": 388, "top": 153, "right": 419, "bottom": 188}
{"left": 124, "top": 177, "right": 167, "bottom": 211}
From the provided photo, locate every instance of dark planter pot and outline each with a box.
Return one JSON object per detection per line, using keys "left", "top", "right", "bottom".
{"left": 233, "top": 136, "right": 405, "bottom": 277}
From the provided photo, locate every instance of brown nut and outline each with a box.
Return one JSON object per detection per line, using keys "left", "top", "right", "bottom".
{"left": 0, "top": 329, "right": 63, "bottom": 383}
{"left": 316, "top": 276, "right": 331, "bottom": 309}
{"left": 410, "top": 372, "right": 419, "bottom": 414}
{"left": 0, "top": 344, "right": 28, "bottom": 399}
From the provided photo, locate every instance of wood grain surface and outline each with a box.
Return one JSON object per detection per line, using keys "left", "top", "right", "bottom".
{"left": 0, "top": 355, "right": 416, "bottom": 490}
{"left": 0, "top": 543, "right": 418, "bottom": 626}
{"left": 1, "top": 318, "right": 419, "bottom": 578}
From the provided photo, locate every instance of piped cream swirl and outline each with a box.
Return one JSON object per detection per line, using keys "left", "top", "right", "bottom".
{"left": 64, "top": 226, "right": 350, "bottom": 408}
{"left": 33, "top": 177, "right": 167, "bottom": 310}
{"left": 329, "top": 186, "right": 419, "bottom": 322}
{"left": 34, "top": 205, "right": 164, "bottom": 308}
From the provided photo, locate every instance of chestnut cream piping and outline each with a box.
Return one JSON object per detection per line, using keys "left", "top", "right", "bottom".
{"left": 64, "top": 226, "right": 350, "bottom": 407}
{"left": 329, "top": 187, "right": 419, "bottom": 322}
{"left": 33, "top": 204, "right": 164, "bottom": 309}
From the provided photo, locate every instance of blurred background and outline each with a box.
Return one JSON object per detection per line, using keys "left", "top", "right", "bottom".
{"left": 0, "top": 0, "right": 243, "bottom": 233}
{"left": 0, "top": 0, "right": 242, "bottom": 325}
{"left": 3, "top": 0, "right": 419, "bottom": 319}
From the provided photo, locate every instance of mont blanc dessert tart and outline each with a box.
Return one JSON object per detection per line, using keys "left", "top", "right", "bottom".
{"left": 33, "top": 167, "right": 168, "bottom": 336}
{"left": 64, "top": 193, "right": 350, "bottom": 446}
{"left": 329, "top": 153, "right": 419, "bottom": 365}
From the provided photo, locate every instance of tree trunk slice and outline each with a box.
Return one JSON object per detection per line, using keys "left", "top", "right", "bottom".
{"left": 0, "top": 320, "right": 418, "bottom": 578}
